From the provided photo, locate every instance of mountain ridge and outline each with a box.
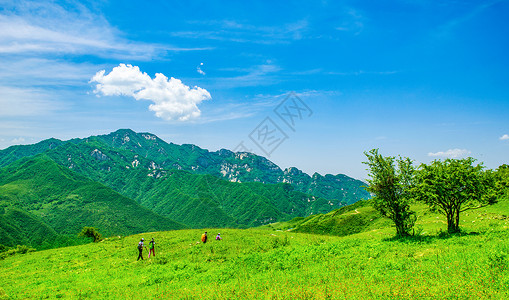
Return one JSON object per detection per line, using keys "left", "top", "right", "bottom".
{"left": 0, "top": 129, "right": 370, "bottom": 205}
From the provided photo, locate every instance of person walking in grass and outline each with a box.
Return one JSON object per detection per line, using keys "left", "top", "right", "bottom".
{"left": 201, "top": 232, "right": 208, "bottom": 243}
{"left": 137, "top": 238, "right": 147, "bottom": 261}
{"left": 216, "top": 233, "right": 222, "bottom": 241}
{"left": 148, "top": 238, "right": 155, "bottom": 258}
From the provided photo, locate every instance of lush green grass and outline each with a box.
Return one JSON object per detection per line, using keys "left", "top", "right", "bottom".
{"left": 1, "top": 198, "right": 508, "bottom": 299}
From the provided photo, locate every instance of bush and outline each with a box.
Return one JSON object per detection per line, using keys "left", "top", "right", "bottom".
{"left": 16, "top": 245, "right": 35, "bottom": 254}
{"left": 0, "top": 245, "right": 35, "bottom": 260}
{"left": 78, "top": 227, "right": 102, "bottom": 242}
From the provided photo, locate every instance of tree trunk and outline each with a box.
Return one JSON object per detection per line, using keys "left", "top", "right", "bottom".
{"left": 395, "top": 221, "right": 409, "bottom": 237}
{"left": 447, "top": 211, "right": 460, "bottom": 233}
{"left": 454, "top": 209, "right": 461, "bottom": 233}
{"left": 446, "top": 211, "right": 457, "bottom": 233}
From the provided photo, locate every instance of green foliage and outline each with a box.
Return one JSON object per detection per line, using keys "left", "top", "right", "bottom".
{"left": 414, "top": 157, "right": 497, "bottom": 233}
{"left": 78, "top": 227, "right": 102, "bottom": 242}
{"left": 495, "top": 164, "right": 509, "bottom": 197}
{"left": 0, "top": 244, "right": 35, "bottom": 260}
{"left": 0, "top": 138, "right": 63, "bottom": 168}
{"left": 0, "top": 155, "right": 185, "bottom": 248}
{"left": 363, "top": 149, "right": 416, "bottom": 236}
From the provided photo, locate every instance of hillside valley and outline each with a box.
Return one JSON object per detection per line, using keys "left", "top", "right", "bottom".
{"left": 0, "top": 129, "right": 370, "bottom": 248}
{"left": 0, "top": 155, "right": 185, "bottom": 249}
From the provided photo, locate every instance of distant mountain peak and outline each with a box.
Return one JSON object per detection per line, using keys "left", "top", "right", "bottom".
{"left": 0, "top": 129, "right": 371, "bottom": 207}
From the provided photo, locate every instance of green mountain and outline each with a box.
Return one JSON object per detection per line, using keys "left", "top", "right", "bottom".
{"left": 92, "top": 129, "right": 370, "bottom": 205}
{"left": 0, "top": 138, "right": 63, "bottom": 167}
{"left": 115, "top": 169, "right": 338, "bottom": 228}
{"left": 0, "top": 155, "right": 185, "bottom": 248}
{"left": 0, "top": 137, "right": 350, "bottom": 236}
{"left": 36, "top": 140, "right": 337, "bottom": 228}
{"left": 0, "top": 129, "right": 371, "bottom": 236}
{"left": 0, "top": 129, "right": 370, "bottom": 206}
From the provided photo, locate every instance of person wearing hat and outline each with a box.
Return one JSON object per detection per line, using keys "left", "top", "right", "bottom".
{"left": 137, "top": 238, "right": 147, "bottom": 261}
{"left": 216, "top": 233, "right": 222, "bottom": 241}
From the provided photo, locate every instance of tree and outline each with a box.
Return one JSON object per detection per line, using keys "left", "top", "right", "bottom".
{"left": 364, "top": 149, "right": 416, "bottom": 237}
{"left": 414, "top": 158, "right": 497, "bottom": 233}
{"left": 78, "top": 227, "right": 102, "bottom": 242}
{"left": 495, "top": 164, "right": 509, "bottom": 197}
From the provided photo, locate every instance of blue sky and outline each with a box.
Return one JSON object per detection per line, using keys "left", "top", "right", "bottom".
{"left": 0, "top": 0, "right": 508, "bottom": 179}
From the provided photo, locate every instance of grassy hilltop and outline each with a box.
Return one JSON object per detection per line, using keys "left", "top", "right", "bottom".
{"left": 1, "top": 198, "right": 508, "bottom": 299}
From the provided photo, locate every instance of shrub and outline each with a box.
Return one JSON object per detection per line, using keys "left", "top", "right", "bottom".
{"left": 78, "top": 227, "right": 102, "bottom": 242}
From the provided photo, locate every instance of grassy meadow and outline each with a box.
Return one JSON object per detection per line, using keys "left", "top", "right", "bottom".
{"left": 1, "top": 198, "right": 508, "bottom": 299}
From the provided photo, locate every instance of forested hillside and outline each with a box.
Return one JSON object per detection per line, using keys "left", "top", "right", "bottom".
{"left": 0, "top": 129, "right": 370, "bottom": 205}
{"left": 0, "top": 155, "right": 185, "bottom": 248}
{"left": 0, "top": 129, "right": 371, "bottom": 249}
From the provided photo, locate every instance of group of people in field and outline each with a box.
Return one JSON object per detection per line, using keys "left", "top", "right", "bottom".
{"left": 136, "top": 232, "right": 222, "bottom": 260}
{"left": 201, "top": 231, "right": 222, "bottom": 243}
{"left": 137, "top": 237, "right": 156, "bottom": 261}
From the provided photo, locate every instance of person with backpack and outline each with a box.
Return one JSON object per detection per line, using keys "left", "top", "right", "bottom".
{"left": 137, "top": 238, "right": 147, "bottom": 261}
{"left": 148, "top": 238, "right": 156, "bottom": 258}
{"left": 201, "top": 232, "right": 208, "bottom": 243}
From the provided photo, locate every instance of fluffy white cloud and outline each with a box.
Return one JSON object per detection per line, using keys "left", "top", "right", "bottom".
{"left": 91, "top": 64, "right": 211, "bottom": 121}
{"left": 500, "top": 134, "right": 509, "bottom": 140}
{"left": 428, "top": 148, "right": 471, "bottom": 159}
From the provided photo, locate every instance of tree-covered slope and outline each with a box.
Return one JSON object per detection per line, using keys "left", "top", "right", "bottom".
{"left": 0, "top": 129, "right": 370, "bottom": 206}
{"left": 0, "top": 129, "right": 371, "bottom": 232}
{"left": 116, "top": 169, "right": 336, "bottom": 228}
{"left": 41, "top": 141, "right": 337, "bottom": 228}
{"left": 0, "top": 155, "right": 185, "bottom": 248}
{"left": 0, "top": 138, "right": 64, "bottom": 168}
{"left": 94, "top": 129, "right": 371, "bottom": 205}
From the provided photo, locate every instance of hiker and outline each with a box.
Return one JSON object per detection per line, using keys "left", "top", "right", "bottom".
{"left": 216, "top": 233, "right": 222, "bottom": 241}
{"left": 137, "top": 238, "right": 147, "bottom": 261}
{"left": 201, "top": 231, "right": 208, "bottom": 243}
{"left": 148, "top": 238, "right": 156, "bottom": 258}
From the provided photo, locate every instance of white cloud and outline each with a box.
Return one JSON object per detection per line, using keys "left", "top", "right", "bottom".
{"left": 334, "top": 8, "right": 365, "bottom": 35}
{"left": 0, "top": 1, "right": 207, "bottom": 60}
{"left": 197, "top": 63, "right": 206, "bottom": 75}
{"left": 0, "top": 86, "right": 60, "bottom": 116}
{"left": 213, "top": 63, "right": 281, "bottom": 88}
{"left": 434, "top": 1, "right": 503, "bottom": 38}
{"left": 428, "top": 148, "right": 471, "bottom": 159}
{"left": 172, "top": 19, "right": 309, "bottom": 44}
{"left": 91, "top": 64, "right": 212, "bottom": 121}
{"left": 11, "top": 137, "right": 26, "bottom": 144}
{"left": 0, "top": 58, "right": 100, "bottom": 86}
{"left": 500, "top": 134, "right": 509, "bottom": 140}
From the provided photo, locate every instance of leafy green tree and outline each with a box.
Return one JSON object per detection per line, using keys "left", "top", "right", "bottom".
{"left": 364, "top": 149, "right": 416, "bottom": 237}
{"left": 495, "top": 164, "right": 509, "bottom": 197}
{"left": 414, "top": 158, "right": 497, "bottom": 233}
{"left": 78, "top": 227, "right": 102, "bottom": 242}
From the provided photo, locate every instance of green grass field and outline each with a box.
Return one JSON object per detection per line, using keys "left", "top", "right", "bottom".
{"left": 1, "top": 199, "right": 508, "bottom": 299}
